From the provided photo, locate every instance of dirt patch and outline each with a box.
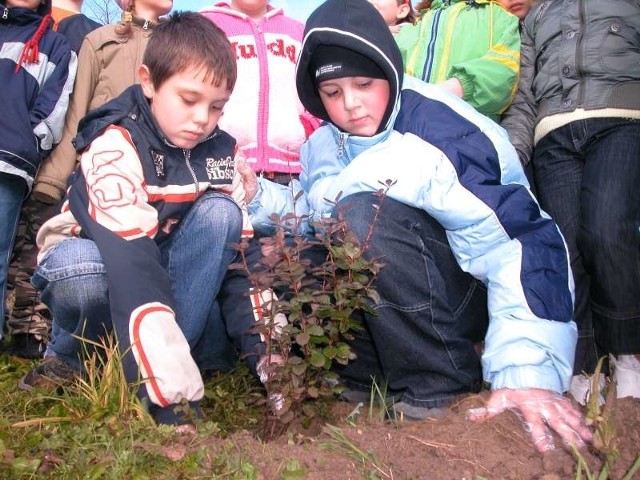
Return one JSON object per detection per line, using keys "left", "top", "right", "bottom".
{"left": 197, "top": 392, "right": 640, "bottom": 479}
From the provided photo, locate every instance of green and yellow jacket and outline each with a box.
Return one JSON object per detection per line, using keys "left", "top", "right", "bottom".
{"left": 395, "top": 0, "right": 520, "bottom": 121}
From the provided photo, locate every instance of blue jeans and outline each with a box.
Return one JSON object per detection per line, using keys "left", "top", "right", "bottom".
{"left": 333, "top": 193, "right": 487, "bottom": 408}
{"left": 32, "top": 192, "right": 242, "bottom": 371}
{"left": 0, "top": 173, "right": 28, "bottom": 339}
{"left": 534, "top": 117, "right": 640, "bottom": 369}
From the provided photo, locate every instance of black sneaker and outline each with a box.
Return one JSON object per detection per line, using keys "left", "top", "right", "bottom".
{"left": 388, "top": 401, "right": 447, "bottom": 422}
{"left": 6, "top": 333, "right": 46, "bottom": 359}
{"left": 18, "top": 356, "right": 79, "bottom": 392}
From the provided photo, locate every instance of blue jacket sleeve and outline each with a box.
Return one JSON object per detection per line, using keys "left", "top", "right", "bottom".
{"left": 31, "top": 38, "right": 77, "bottom": 156}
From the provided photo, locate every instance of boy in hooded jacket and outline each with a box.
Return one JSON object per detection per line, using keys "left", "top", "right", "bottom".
{"left": 0, "top": 0, "right": 76, "bottom": 346}
{"left": 242, "top": 0, "right": 592, "bottom": 452}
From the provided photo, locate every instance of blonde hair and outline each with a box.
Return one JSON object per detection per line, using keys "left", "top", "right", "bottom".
{"left": 115, "top": 0, "right": 136, "bottom": 37}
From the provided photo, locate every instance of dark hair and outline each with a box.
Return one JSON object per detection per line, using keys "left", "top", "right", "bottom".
{"left": 398, "top": 0, "right": 418, "bottom": 25}
{"left": 143, "top": 11, "right": 237, "bottom": 91}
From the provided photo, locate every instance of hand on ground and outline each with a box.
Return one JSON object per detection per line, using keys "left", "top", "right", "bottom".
{"left": 466, "top": 388, "right": 592, "bottom": 452}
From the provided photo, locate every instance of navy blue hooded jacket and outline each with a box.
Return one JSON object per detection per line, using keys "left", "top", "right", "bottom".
{"left": 0, "top": 0, "right": 76, "bottom": 189}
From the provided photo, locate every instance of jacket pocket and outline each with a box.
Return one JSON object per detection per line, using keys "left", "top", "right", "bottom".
{"left": 599, "top": 19, "right": 640, "bottom": 74}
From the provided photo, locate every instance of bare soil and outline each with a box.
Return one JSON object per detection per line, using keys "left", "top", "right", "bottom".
{"left": 197, "top": 392, "right": 640, "bottom": 479}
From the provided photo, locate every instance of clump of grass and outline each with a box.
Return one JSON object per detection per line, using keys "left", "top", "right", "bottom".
{"left": 320, "top": 424, "right": 393, "bottom": 479}
{"left": 201, "top": 363, "right": 264, "bottom": 435}
{"left": 12, "top": 333, "right": 150, "bottom": 427}
{"left": 1, "top": 336, "right": 264, "bottom": 478}
{"left": 572, "top": 356, "right": 640, "bottom": 480}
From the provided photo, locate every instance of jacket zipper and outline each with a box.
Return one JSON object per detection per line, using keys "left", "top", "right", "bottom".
{"left": 183, "top": 149, "right": 199, "bottom": 198}
{"left": 255, "top": 20, "right": 269, "bottom": 171}
{"left": 2, "top": 8, "right": 8, "bottom": 19}
{"left": 337, "top": 134, "right": 345, "bottom": 159}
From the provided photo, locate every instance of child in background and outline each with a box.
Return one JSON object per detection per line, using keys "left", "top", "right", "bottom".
{"left": 3, "top": 0, "right": 172, "bottom": 360}
{"left": 20, "top": 12, "right": 248, "bottom": 428}
{"left": 198, "top": 0, "right": 317, "bottom": 380}
{"left": 0, "top": 0, "right": 76, "bottom": 350}
{"left": 33, "top": 0, "right": 172, "bottom": 206}
{"left": 51, "top": 0, "right": 101, "bottom": 52}
{"left": 501, "top": 0, "right": 640, "bottom": 401}
{"left": 368, "top": 0, "right": 417, "bottom": 34}
{"left": 395, "top": 0, "right": 520, "bottom": 121}
{"left": 3, "top": 0, "right": 100, "bottom": 360}
{"left": 241, "top": 0, "right": 592, "bottom": 453}
{"left": 496, "top": 0, "right": 534, "bottom": 21}
{"left": 199, "top": 0, "right": 319, "bottom": 184}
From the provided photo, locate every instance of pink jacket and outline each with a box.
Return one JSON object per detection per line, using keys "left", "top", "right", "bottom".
{"left": 200, "top": 3, "right": 319, "bottom": 175}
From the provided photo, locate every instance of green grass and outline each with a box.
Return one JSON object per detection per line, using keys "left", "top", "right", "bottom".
{"left": 0, "top": 342, "right": 267, "bottom": 479}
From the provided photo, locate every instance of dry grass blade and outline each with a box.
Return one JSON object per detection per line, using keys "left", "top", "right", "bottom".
{"left": 408, "top": 435, "right": 454, "bottom": 449}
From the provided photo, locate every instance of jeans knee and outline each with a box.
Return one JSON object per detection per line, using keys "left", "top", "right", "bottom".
{"left": 42, "top": 272, "right": 109, "bottom": 311}
{"left": 186, "top": 192, "right": 242, "bottom": 237}
{"left": 335, "top": 192, "right": 379, "bottom": 239}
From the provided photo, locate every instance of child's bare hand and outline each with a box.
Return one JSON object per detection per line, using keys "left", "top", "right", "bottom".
{"left": 237, "top": 157, "right": 258, "bottom": 203}
{"left": 438, "top": 77, "right": 464, "bottom": 98}
{"left": 466, "top": 388, "right": 592, "bottom": 453}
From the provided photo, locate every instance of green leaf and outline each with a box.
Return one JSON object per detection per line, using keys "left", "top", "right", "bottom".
{"left": 287, "top": 355, "right": 303, "bottom": 365}
{"left": 292, "top": 363, "right": 307, "bottom": 375}
{"left": 307, "top": 325, "right": 324, "bottom": 336}
{"left": 309, "top": 351, "right": 326, "bottom": 368}
{"left": 323, "top": 346, "right": 337, "bottom": 359}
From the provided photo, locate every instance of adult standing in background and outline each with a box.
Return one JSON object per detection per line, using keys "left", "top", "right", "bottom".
{"left": 501, "top": 0, "right": 640, "bottom": 401}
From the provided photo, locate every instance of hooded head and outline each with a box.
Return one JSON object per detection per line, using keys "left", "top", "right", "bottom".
{"left": 296, "top": 0, "right": 404, "bottom": 135}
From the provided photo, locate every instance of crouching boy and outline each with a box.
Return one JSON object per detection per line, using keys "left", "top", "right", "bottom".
{"left": 20, "top": 11, "right": 249, "bottom": 426}
{"left": 243, "top": 0, "right": 593, "bottom": 452}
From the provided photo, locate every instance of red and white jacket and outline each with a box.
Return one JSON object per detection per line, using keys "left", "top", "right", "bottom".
{"left": 36, "top": 85, "right": 251, "bottom": 424}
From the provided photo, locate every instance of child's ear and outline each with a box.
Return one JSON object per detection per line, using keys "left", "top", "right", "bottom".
{"left": 138, "top": 65, "right": 155, "bottom": 100}
{"left": 396, "top": 3, "right": 410, "bottom": 21}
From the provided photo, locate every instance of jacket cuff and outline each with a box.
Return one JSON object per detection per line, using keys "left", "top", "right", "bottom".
{"left": 32, "top": 179, "right": 65, "bottom": 204}
{"left": 451, "top": 72, "right": 474, "bottom": 103}
{"left": 487, "top": 364, "right": 564, "bottom": 395}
